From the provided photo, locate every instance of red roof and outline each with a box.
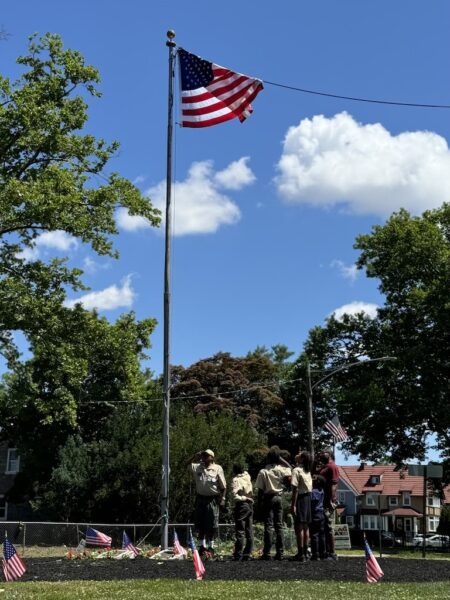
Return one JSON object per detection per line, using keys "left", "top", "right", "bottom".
{"left": 384, "top": 507, "right": 422, "bottom": 517}
{"left": 339, "top": 465, "right": 425, "bottom": 496}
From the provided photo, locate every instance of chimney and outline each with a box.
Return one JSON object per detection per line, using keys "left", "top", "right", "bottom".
{"left": 358, "top": 462, "right": 366, "bottom": 471}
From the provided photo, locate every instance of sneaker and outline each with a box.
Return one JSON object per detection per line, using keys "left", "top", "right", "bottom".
{"left": 274, "top": 554, "right": 283, "bottom": 561}
{"left": 325, "top": 553, "right": 338, "bottom": 561}
{"left": 310, "top": 555, "right": 319, "bottom": 561}
{"left": 242, "top": 555, "right": 251, "bottom": 561}
{"left": 289, "top": 553, "right": 302, "bottom": 562}
{"left": 259, "top": 554, "right": 271, "bottom": 561}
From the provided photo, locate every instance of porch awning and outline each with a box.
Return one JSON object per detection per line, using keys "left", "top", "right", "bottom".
{"left": 384, "top": 507, "right": 423, "bottom": 517}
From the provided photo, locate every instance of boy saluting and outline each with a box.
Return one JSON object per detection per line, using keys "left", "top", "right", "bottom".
{"left": 187, "top": 449, "right": 226, "bottom": 556}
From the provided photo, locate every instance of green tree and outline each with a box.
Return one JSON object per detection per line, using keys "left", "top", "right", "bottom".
{"left": 0, "top": 33, "right": 160, "bottom": 360}
{"left": 295, "top": 205, "right": 450, "bottom": 463}
{"left": 437, "top": 505, "right": 450, "bottom": 536}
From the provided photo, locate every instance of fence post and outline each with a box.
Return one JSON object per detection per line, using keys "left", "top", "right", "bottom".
{"left": 22, "top": 522, "right": 26, "bottom": 556}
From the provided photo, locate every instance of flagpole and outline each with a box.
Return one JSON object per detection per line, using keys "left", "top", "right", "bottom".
{"left": 161, "top": 28, "right": 176, "bottom": 550}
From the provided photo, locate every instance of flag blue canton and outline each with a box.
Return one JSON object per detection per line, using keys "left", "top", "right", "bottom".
{"left": 179, "top": 49, "right": 213, "bottom": 90}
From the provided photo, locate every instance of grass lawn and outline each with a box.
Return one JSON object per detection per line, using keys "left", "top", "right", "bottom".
{"left": 1, "top": 579, "right": 449, "bottom": 599}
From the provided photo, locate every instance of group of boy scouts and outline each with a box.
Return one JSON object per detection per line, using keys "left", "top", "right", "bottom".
{"left": 187, "top": 445, "right": 339, "bottom": 562}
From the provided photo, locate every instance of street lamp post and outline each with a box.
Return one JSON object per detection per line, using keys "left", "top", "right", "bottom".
{"left": 306, "top": 356, "right": 397, "bottom": 460}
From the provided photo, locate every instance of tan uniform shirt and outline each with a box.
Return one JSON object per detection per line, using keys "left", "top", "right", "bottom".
{"left": 255, "top": 464, "right": 291, "bottom": 495}
{"left": 190, "top": 462, "right": 226, "bottom": 496}
{"left": 231, "top": 471, "right": 253, "bottom": 504}
{"left": 291, "top": 466, "right": 312, "bottom": 494}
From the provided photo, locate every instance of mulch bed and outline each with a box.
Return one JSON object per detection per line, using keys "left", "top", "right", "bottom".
{"left": 19, "top": 557, "right": 450, "bottom": 583}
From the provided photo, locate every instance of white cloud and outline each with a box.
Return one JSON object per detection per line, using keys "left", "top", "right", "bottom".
{"left": 330, "top": 259, "right": 359, "bottom": 282}
{"left": 275, "top": 112, "right": 450, "bottom": 216}
{"left": 18, "top": 230, "right": 78, "bottom": 261}
{"left": 118, "top": 158, "right": 256, "bottom": 236}
{"left": 331, "top": 301, "right": 379, "bottom": 321}
{"left": 36, "top": 231, "right": 78, "bottom": 251}
{"left": 133, "top": 175, "right": 146, "bottom": 186}
{"left": 214, "top": 157, "right": 256, "bottom": 190}
{"left": 82, "top": 256, "right": 110, "bottom": 275}
{"left": 65, "top": 275, "right": 135, "bottom": 311}
{"left": 116, "top": 208, "right": 150, "bottom": 232}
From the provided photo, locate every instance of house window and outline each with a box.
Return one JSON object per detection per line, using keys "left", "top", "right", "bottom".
{"left": 427, "top": 496, "right": 441, "bottom": 508}
{"left": 428, "top": 517, "right": 439, "bottom": 532}
{"left": 363, "top": 515, "right": 379, "bottom": 530}
{"left": 402, "top": 492, "right": 411, "bottom": 506}
{"left": 6, "top": 449, "right": 20, "bottom": 474}
{"left": 404, "top": 517, "right": 412, "bottom": 532}
{"left": 0, "top": 496, "right": 7, "bottom": 520}
{"left": 346, "top": 516, "right": 355, "bottom": 528}
{"left": 366, "top": 493, "right": 378, "bottom": 506}
{"left": 389, "top": 496, "right": 399, "bottom": 506}
{"left": 337, "top": 491, "right": 346, "bottom": 504}
{"left": 370, "top": 475, "right": 380, "bottom": 485}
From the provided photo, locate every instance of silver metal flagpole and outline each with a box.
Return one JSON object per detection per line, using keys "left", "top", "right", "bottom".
{"left": 161, "top": 28, "right": 176, "bottom": 550}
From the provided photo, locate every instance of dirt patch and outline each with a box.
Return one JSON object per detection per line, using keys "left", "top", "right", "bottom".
{"left": 20, "top": 557, "right": 450, "bottom": 583}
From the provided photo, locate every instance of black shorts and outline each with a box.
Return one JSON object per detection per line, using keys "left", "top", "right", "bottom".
{"left": 295, "top": 492, "right": 312, "bottom": 524}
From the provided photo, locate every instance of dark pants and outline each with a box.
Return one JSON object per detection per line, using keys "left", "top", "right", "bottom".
{"left": 234, "top": 501, "right": 254, "bottom": 559}
{"left": 324, "top": 508, "right": 335, "bottom": 555}
{"left": 262, "top": 494, "right": 284, "bottom": 557}
{"left": 194, "top": 494, "right": 220, "bottom": 541}
{"left": 309, "top": 518, "right": 326, "bottom": 558}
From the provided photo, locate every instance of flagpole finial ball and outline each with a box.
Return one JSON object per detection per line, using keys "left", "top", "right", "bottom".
{"left": 167, "top": 30, "right": 176, "bottom": 40}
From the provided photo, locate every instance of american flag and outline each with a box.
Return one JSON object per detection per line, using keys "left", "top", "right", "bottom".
{"left": 122, "top": 531, "right": 139, "bottom": 556}
{"left": 364, "top": 538, "right": 384, "bottom": 583}
{"left": 188, "top": 529, "right": 205, "bottom": 580}
{"left": 2, "top": 538, "right": 26, "bottom": 582}
{"left": 85, "top": 527, "right": 112, "bottom": 547}
{"left": 178, "top": 48, "right": 263, "bottom": 128}
{"left": 173, "top": 529, "right": 187, "bottom": 557}
{"left": 324, "top": 414, "right": 349, "bottom": 442}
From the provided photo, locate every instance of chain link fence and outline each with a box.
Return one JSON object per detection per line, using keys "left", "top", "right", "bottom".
{"left": 1, "top": 521, "right": 298, "bottom": 557}
{"left": 1, "top": 522, "right": 448, "bottom": 556}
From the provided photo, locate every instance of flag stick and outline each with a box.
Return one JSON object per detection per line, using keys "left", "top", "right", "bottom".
{"left": 161, "top": 28, "right": 177, "bottom": 550}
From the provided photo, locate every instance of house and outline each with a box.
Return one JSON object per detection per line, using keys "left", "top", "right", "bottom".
{"left": 337, "top": 463, "right": 443, "bottom": 538}
{"left": 0, "top": 444, "right": 22, "bottom": 521}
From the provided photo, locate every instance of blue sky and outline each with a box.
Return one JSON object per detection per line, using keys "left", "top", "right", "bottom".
{"left": 3, "top": 1, "right": 449, "bottom": 463}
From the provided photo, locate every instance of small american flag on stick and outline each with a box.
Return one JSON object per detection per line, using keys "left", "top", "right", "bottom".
{"left": 85, "top": 527, "right": 112, "bottom": 547}
{"left": 173, "top": 529, "right": 187, "bottom": 557}
{"left": 122, "top": 531, "right": 139, "bottom": 556}
{"left": 178, "top": 48, "right": 263, "bottom": 128}
{"left": 2, "top": 537, "right": 26, "bottom": 582}
{"left": 364, "top": 537, "right": 384, "bottom": 583}
{"left": 188, "top": 528, "right": 205, "bottom": 580}
{"left": 324, "top": 414, "right": 349, "bottom": 442}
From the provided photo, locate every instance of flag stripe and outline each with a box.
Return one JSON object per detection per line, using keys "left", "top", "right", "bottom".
{"left": 178, "top": 48, "right": 263, "bottom": 128}
{"left": 3, "top": 539, "right": 26, "bottom": 581}
{"left": 364, "top": 539, "right": 384, "bottom": 583}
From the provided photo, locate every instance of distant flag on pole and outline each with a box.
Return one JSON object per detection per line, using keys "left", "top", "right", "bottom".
{"left": 122, "top": 531, "right": 139, "bottom": 556}
{"left": 2, "top": 537, "right": 26, "bottom": 582}
{"left": 173, "top": 529, "right": 187, "bottom": 557}
{"left": 178, "top": 48, "right": 263, "bottom": 128}
{"left": 188, "top": 528, "right": 205, "bottom": 580}
{"left": 324, "top": 414, "right": 349, "bottom": 442}
{"left": 85, "top": 527, "right": 112, "bottom": 547}
{"left": 364, "top": 538, "right": 384, "bottom": 583}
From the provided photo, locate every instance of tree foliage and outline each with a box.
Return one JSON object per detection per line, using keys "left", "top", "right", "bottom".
{"left": 0, "top": 33, "right": 160, "bottom": 361}
{"left": 296, "top": 205, "right": 450, "bottom": 463}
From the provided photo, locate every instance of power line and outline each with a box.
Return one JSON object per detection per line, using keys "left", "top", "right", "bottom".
{"left": 264, "top": 80, "right": 450, "bottom": 109}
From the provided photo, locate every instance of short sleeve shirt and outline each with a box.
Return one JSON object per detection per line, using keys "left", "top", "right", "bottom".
{"left": 255, "top": 464, "right": 291, "bottom": 494}
{"left": 319, "top": 460, "right": 339, "bottom": 507}
{"left": 231, "top": 471, "right": 253, "bottom": 504}
{"left": 190, "top": 462, "right": 226, "bottom": 496}
{"left": 291, "top": 467, "right": 312, "bottom": 494}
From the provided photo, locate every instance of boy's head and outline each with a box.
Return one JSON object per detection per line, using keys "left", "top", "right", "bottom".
{"left": 266, "top": 445, "right": 281, "bottom": 465}
{"left": 313, "top": 475, "right": 326, "bottom": 490}
{"left": 233, "top": 463, "right": 245, "bottom": 476}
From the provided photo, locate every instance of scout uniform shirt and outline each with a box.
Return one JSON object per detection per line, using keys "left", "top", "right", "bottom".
{"left": 231, "top": 471, "right": 253, "bottom": 504}
{"left": 190, "top": 462, "right": 226, "bottom": 496}
{"left": 255, "top": 464, "right": 292, "bottom": 495}
{"left": 291, "top": 467, "right": 312, "bottom": 494}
